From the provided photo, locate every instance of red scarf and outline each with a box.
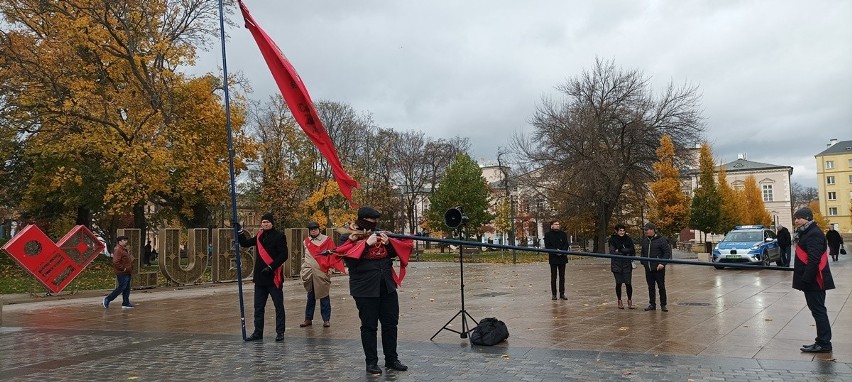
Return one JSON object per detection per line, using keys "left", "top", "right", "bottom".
{"left": 304, "top": 236, "right": 344, "bottom": 273}
{"left": 256, "top": 229, "right": 283, "bottom": 288}
{"left": 335, "top": 237, "right": 413, "bottom": 286}
{"left": 795, "top": 243, "right": 828, "bottom": 289}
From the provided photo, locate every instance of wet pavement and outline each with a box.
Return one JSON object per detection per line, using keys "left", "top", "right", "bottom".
{"left": 1, "top": 256, "right": 850, "bottom": 381}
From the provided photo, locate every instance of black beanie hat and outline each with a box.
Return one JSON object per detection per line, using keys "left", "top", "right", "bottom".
{"left": 261, "top": 212, "right": 275, "bottom": 226}
{"left": 793, "top": 207, "right": 814, "bottom": 221}
{"left": 307, "top": 221, "right": 320, "bottom": 229}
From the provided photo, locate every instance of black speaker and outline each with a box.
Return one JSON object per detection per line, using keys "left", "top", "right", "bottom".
{"left": 444, "top": 207, "right": 468, "bottom": 229}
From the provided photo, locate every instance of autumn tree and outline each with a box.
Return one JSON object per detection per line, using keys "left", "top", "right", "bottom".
{"left": 716, "top": 166, "right": 742, "bottom": 234}
{"left": 689, "top": 143, "right": 722, "bottom": 241}
{"left": 515, "top": 58, "right": 703, "bottom": 252}
{"left": 0, "top": 0, "right": 250, "bottom": 238}
{"left": 648, "top": 135, "right": 690, "bottom": 240}
{"left": 809, "top": 201, "right": 830, "bottom": 230}
{"left": 740, "top": 175, "right": 772, "bottom": 226}
{"left": 426, "top": 153, "right": 493, "bottom": 238}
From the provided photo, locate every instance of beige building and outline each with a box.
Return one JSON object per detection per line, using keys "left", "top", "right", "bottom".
{"left": 816, "top": 139, "right": 852, "bottom": 233}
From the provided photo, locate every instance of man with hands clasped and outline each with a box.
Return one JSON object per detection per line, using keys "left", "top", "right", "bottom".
{"left": 640, "top": 222, "right": 671, "bottom": 312}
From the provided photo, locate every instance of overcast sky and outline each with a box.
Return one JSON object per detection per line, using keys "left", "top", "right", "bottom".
{"left": 193, "top": 1, "right": 852, "bottom": 188}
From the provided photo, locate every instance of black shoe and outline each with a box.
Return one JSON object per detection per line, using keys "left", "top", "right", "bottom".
{"left": 245, "top": 333, "right": 263, "bottom": 342}
{"left": 559, "top": 295, "right": 568, "bottom": 300}
{"left": 275, "top": 333, "right": 285, "bottom": 341}
{"left": 366, "top": 364, "right": 382, "bottom": 375}
{"left": 551, "top": 295, "right": 557, "bottom": 301}
{"left": 644, "top": 305, "right": 656, "bottom": 311}
{"left": 385, "top": 360, "right": 408, "bottom": 371}
{"left": 801, "top": 344, "right": 832, "bottom": 353}
{"left": 661, "top": 305, "right": 668, "bottom": 312}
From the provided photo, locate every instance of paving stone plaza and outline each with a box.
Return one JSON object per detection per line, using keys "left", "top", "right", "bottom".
{"left": 1, "top": 256, "right": 850, "bottom": 381}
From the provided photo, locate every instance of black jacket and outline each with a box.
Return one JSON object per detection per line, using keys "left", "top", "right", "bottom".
{"left": 544, "top": 229, "right": 569, "bottom": 265}
{"left": 238, "top": 228, "right": 288, "bottom": 286}
{"left": 640, "top": 234, "right": 671, "bottom": 271}
{"left": 341, "top": 234, "right": 399, "bottom": 298}
{"left": 793, "top": 222, "right": 834, "bottom": 291}
{"left": 826, "top": 229, "right": 843, "bottom": 255}
{"left": 777, "top": 227, "right": 791, "bottom": 248}
{"left": 608, "top": 234, "right": 635, "bottom": 273}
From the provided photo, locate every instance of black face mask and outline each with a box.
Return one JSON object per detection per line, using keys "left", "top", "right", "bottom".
{"left": 356, "top": 218, "right": 377, "bottom": 231}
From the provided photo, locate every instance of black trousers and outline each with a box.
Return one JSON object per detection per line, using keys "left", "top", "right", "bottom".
{"left": 804, "top": 290, "right": 832, "bottom": 347}
{"left": 353, "top": 282, "right": 399, "bottom": 366}
{"left": 644, "top": 268, "right": 667, "bottom": 306}
{"left": 253, "top": 284, "right": 285, "bottom": 336}
{"left": 550, "top": 263, "right": 566, "bottom": 296}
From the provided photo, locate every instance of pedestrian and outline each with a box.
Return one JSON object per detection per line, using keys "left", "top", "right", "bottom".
{"left": 640, "top": 223, "right": 671, "bottom": 312}
{"left": 777, "top": 225, "right": 792, "bottom": 267}
{"left": 237, "top": 212, "right": 288, "bottom": 342}
{"left": 334, "top": 207, "right": 413, "bottom": 375}
{"left": 608, "top": 224, "right": 635, "bottom": 309}
{"left": 102, "top": 236, "right": 134, "bottom": 309}
{"left": 299, "top": 221, "right": 342, "bottom": 328}
{"left": 826, "top": 226, "right": 843, "bottom": 262}
{"left": 543, "top": 220, "right": 569, "bottom": 301}
{"left": 792, "top": 207, "right": 835, "bottom": 353}
{"left": 143, "top": 240, "right": 152, "bottom": 266}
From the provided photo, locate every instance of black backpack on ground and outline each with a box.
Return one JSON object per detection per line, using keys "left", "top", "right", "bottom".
{"left": 470, "top": 317, "right": 509, "bottom": 346}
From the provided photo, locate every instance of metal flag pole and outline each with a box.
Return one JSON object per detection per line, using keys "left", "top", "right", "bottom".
{"left": 217, "top": 0, "right": 247, "bottom": 341}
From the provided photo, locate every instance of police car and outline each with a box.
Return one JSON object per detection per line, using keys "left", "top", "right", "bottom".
{"left": 712, "top": 225, "right": 782, "bottom": 268}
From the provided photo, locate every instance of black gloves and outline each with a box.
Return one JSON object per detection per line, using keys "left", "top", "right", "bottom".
{"left": 234, "top": 222, "right": 242, "bottom": 233}
{"left": 261, "top": 266, "right": 272, "bottom": 274}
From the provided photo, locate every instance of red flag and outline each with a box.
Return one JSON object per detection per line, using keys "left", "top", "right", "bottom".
{"left": 238, "top": 1, "right": 359, "bottom": 202}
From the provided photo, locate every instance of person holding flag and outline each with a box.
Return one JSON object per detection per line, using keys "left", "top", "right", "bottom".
{"left": 335, "top": 207, "right": 412, "bottom": 375}
{"left": 299, "top": 221, "right": 342, "bottom": 328}
{"left": 237, "top": 213, "right": 288, "bottom": 342}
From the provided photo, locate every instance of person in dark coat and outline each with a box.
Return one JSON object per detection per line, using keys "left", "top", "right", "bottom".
{"left": 608, "top": 224, "right": 635, "bottom": 309}
{"left": 777, "top": 225, "right": 792, "bottom": 267}
{"left": 237, "top": 212, "right": 288, "bottom": 342}
{"left": 640, "top": 222, "right": 671, "bottom": 312}
{"left": 826, "top": 226, "right": 843, "bottom": 262}
{"left": 792, "top": 207, "right": 835, "bottom": 353}
{"left": 337, "top": 207, "right": 412, "bottom": 375}
{"left": 543, "top": 221, "right": 569, "bottom": 301}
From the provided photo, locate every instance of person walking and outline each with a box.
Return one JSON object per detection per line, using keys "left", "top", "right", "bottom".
{"left": 792, "top": 207, "right": 835, "bottom": 353}
{"left": 335, "top": 207, "right": 413, "bottom": 375}
{"left": 640, "top": 223, "right": 671, "bottom": 312}
{"left": 102, "top": 236, "right": 134, "bottom": 309}
{"left": 777, "top": 225, "right": 792, "bottom": 267}
{"left": 826, "top": 226, "right": 843, "bottom": 262}
{"left": 143, "top": 240, "right": 152, "bottom": 266}
{"left": 237, "top": 212, "right": 288, "bottom": 342}
{"left": 608, "top": 224, "right": 635, "bottom": 309}
{"left": 300, "top": 221, "right": 341, "bottom": 328}
{"left": 543, "top": 221, "right": 569, "bottom": 301}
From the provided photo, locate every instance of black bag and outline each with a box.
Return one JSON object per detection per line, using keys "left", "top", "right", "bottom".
{"left": 469, "top": 317, "right": 509, "bottom": 346}
{"left": 841, "top": 246, "right": 847, "bottom": 255}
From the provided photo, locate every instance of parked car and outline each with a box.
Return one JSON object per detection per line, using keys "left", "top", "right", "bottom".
{"left": 712, "top": 225, "right": 781, "bottom": 268}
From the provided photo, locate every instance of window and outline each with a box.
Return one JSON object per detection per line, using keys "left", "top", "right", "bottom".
{"left": 849, "top": 174, "right": 852, "bottom": 183}
{"left": 848, "top": 159, "right": 852, "bottom": 168}
{"left": 762, "top": 185, "right": 773, "bottom": 202}
{"left": 827, "top": 176, "right": 835, "bottom": 185}
{"left": 826, "top": 160, "right": 834, "bottom": 169}
{"left": 828, "top": 192, "right": 837, "bottom": 200}
{"left": 828, "top": 207, "right": 838, "bottom": 216}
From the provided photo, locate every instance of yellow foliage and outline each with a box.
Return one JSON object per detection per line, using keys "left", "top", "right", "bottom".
{"left": 648, "top": 135, "right": 690, "bottom": 238}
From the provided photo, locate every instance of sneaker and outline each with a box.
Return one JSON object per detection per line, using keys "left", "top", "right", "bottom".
{"left": 643, "top": 305, "right": 656, "bottom": 311}
{"left": 385, "top": 360, "right": 408, "bottom": 371}
{"left": 366, "top": 364, "right": 382, "bottom": 375}
{"left": 121, "top": 304, "right": 135, "bottom": 309}
{"left": 102, "top": 297, "right": 109, "bottom": 309}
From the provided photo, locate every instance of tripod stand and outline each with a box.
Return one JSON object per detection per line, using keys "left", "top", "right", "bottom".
{"left": 431, "top": 227, "right": 478, "bottom": 340}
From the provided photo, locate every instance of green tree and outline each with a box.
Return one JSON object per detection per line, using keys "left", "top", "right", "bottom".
{"left": 689, "top": 143, "right": 721, "bottom": 241}
{"left": 648, "top": 135, "right": 690, "bottom": 240}
{"left": 426, "top": 153, "right": 493, "bottom": 238}
{"left": 740, "top": 175, "right": 772, "bottom": 226}
{"left": 716, "top": 166, "right": 742, "bottom": 234}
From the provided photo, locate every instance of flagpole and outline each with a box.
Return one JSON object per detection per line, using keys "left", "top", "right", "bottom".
{"left": 218, "top": 0, "right": 248, "bottom": 341}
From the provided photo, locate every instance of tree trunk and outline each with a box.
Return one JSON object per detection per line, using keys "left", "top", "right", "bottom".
{"left": 75, "top": 206, "right": 92, "bottom": 228}
{"left": 133, "top": 202, "right": 146, "bottom": 233}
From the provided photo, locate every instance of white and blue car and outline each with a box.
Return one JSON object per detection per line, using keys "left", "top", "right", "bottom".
{"left": 712, "top": 225, "right": 782, "bottom": 268}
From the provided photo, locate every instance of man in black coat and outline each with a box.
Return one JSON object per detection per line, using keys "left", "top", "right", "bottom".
{"left": 238, "top": 212, "right": 288, "bottom": 342}
{"left": 544, "top": 221, "right": 569, "bottom": 300}
{"left": 792, "top": 207, "right": 835, "bottom": 353}
{"left": 826, "top": 226, "right": 843, "bottom": 262}
{"left": 777, "top": 225, "right": 792, "bottom": 267}
{"left": 341, "top": 207, "right": 409, "bottom": 375}
{"left": 640, "top": 223, "right": 671, "bottom": 312}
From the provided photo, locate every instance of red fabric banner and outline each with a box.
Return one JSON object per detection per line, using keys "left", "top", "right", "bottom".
{"left": 238, "top": 1, "right": 359, "bottom": 202}
{"left": 304, "top": 236, "right": 344, "bottom": 274}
